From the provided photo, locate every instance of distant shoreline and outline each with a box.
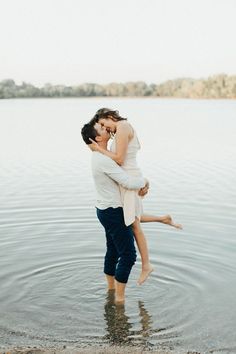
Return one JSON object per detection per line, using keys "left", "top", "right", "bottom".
{"left": 1, "top": 74, "right": 236, "bottom": 99}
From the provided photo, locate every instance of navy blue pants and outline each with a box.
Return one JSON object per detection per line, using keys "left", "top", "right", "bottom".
{"left": 96, "top": 207, "right": 137, "bottom": 283}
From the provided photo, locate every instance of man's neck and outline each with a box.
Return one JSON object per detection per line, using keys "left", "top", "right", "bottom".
{"left": 98, "top": 142, "right": 108, "bottom": 150}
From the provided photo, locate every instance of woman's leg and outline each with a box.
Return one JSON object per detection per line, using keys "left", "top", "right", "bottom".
{"left": 140, "top": 214, "right": 182, "bottom": 229}
{"left": 132, "top": 217, "right": 153, "bottom": 285}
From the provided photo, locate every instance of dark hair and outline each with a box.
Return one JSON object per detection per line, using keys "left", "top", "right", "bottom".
{"left": 81, "top": 123, "right": 99, "bottom": 145}
{"left": 92, "top": 108, "right": 127, "bottom": 123}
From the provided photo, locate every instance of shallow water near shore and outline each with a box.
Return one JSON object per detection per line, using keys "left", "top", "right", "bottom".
{"left": 0, "top": 98, "right": 236, "bottom": 353}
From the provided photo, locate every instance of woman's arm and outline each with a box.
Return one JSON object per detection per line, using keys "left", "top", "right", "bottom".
{"left": 90, "top": 123, "right": 131, "bottom": 165}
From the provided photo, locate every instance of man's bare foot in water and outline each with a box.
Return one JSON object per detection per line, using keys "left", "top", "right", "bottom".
{"left": 138, "top": 263, "right": 154, "bottom": 285}
{"left": 115, "top": 296, "right": 125, "bottom": 305}
{"left": 161, "top": 215, "right": 182, "bottom": 229}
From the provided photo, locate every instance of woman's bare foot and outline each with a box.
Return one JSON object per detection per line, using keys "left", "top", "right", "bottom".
{"left": 161, "top": 215, "right": 182, "bottom": 229}
{"left": 138, "top": 264, "right": 154, "bottom": 285}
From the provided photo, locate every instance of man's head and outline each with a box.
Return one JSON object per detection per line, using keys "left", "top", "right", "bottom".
{"left": 81, "top": 121, "right": 110, "bottom": 145}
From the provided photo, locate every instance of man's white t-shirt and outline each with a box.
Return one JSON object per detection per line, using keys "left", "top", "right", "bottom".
{"left": 91, "top": 152, "right": 145, "bottom": 210}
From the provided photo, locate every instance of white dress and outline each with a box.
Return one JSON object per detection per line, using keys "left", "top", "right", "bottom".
{"left": 110, "top": 128, "right": 143, "bottom": 226}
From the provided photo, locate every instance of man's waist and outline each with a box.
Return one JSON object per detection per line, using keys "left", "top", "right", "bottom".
{"left": 96, "top": 206, "right": 122, "bottom": 212}
{"left": 95, "top": 200, "right": 123, "bottom": 209}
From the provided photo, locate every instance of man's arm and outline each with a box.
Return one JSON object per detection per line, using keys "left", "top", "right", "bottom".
{"left": 102, "top": 155, "right": 147, "bottom": 190}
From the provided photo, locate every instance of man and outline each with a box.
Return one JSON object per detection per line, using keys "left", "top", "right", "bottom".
{"left": 81, "top": 121, "right": 149, "bottom": 304}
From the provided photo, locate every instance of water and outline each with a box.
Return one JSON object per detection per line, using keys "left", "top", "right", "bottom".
{"left": 0, "top": 98, "right": 236, "bottom": 353}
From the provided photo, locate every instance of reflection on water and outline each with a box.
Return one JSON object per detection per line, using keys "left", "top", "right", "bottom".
{"left": 104, "top": 291, "right": 132, "bottom": 345}
{"left": 104, "top": 291, "right": 170, "bottom": 347}
{"left": 137, "top": 301, "right": 153, "bottom": 338}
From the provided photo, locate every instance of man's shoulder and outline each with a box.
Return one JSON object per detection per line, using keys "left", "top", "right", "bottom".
{"left": 92, "top": 152, "right": 115, "bottom": 167}
{"left": 92, "top": 151, "right": 109, "bottom": 162}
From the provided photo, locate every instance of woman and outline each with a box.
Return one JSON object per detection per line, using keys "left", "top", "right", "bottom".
{"left": 89, "top": 108, "right": 182, "bottom": 285}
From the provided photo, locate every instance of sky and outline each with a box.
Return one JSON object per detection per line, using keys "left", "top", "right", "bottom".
{"left": 0, "top": 0, "right": 236, "bottom": 86}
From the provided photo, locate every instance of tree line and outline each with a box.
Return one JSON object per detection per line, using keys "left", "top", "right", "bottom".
{"left": 0, "top": 74, "right": 236, "bottom": 99}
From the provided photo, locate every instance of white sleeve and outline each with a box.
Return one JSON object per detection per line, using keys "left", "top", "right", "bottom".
{"left": 102, "top": 156, "right": 145, "bottom": 190}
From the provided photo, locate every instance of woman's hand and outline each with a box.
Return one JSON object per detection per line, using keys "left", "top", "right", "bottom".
{"left": 138, "top": 179, "right": 149, "bottom": 197}
{"left": 89, "top": 138, "right": 100, "bottom": 152}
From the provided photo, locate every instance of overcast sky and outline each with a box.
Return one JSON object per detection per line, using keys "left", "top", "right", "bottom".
{"left": 0, "top": 0, "right": 236, "bottom": 86}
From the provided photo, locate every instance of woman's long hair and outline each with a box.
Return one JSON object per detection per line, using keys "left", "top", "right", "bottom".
{"left": 92, "top": 108, "right": 127, "bottom": 123}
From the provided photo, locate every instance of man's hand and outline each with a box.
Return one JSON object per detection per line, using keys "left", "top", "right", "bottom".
{"left": 138, "top": 179, "right": 149, "bottom": 197}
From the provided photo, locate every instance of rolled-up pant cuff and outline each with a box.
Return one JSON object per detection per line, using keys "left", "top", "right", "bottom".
{"left": 115, "top": 276, "right": 127, "bottom": 284}
{"left": 104, "top": 271, "right": 115, "bottom": 277}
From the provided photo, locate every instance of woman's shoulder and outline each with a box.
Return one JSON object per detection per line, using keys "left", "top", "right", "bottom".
{"left": 117, "top": 120, "right": 133, "bottom": 133}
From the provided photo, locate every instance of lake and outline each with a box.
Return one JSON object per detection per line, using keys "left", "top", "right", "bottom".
{"left": 0, "top": 98, "right": 236, "bottom": 353}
